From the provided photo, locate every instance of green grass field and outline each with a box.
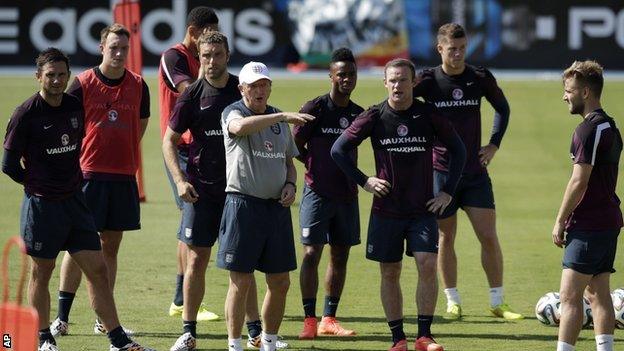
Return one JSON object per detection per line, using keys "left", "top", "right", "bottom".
{"left": 0, "top": 75, "right": 623, "bottom": 351}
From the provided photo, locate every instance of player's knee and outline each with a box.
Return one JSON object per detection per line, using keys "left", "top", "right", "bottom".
{"left": 302, "top": 245, "right": 323, "bottom": 262}
{"left": 380, "top": 263, "right": 401, "bottom": 281}
{"left": 560, "top": 290, "right": 583, "bottom": 306}
{"left": 330, "top": 249, "right": 349, "bottom": 268}
{"left": 267, "top": 274, "right": 290, "bottom": 295}
{"left": 31, "top": 260, "right": 55, "bottom": 281}
{"left": 477, "top": 230, "right": 499, "bottom": 247}
{"left": 416, "top": 254, "right": 437, "bottom": 275}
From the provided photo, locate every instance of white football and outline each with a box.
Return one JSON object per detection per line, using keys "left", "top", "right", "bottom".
{"left": 582, "top": 296, "right": 593, "bottom": 329}
{"left": 535, "top": 292, "right": 591, "bottom": 327}
{"left": 612, "top": 288, "right": 624, "bottom": 329}
{"left": 536, "top": 292, "right": 561, "bottom": 326}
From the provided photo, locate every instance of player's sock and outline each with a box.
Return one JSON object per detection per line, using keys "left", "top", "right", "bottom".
{"left": 183, "top": 320, "right": 197, "bottom": 338}
{"left": 228, "top": 337, "right": 243, "bottom": 351}
{"left": 260, "top": 332, "right": 277, "bottom": 351}
{"left": 57, "top": 290, "right": 75, "bottom": 323}
{"left": 444, "top": 287, "right": 461, "bottom": 307}
{"left": 323, "top": 296, "right": 340, "bottom": 317}
{"left": 246, "top": 320, "right": 262, "bottom": 338}
{"left": 417, "top": 315, "right": 433, "bottom": 338}
{"left": 173, "top": 274, "right": 184, "bottom": 306}
{"left": 303, "top": 298, "right": 316, "bottom": 318}
{"left": 596, "top": 334, "right": 614, "bottom": 351}
{"left": 38, "top": 328, "right": 55, "bottom": 346}
{"left": 107, "top": 326, "right": 132, "bottom": 348}
{"left": 489, "top": 286, "right": 504, "bottom": 307}
{"left": 388, "top": 319, "right": 406, "bottom": 344}
{"left": 556, "top": 340, "right": 575, "bottom": 351}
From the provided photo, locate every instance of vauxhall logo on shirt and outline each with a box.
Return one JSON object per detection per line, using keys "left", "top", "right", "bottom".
{"left": 252, "top": 140, "right": 285, "bottom": 159}
{"left": 434, "top": 87, "right": 479, "bottom": 108}
{"left": 321, "top": 116, "right": 351, "bottom": 135}
{"left": 46, "top": 133, "right": 77, "bottom": 155}
{"left": 379, "top": 124, "right": 427, "bottom": 153}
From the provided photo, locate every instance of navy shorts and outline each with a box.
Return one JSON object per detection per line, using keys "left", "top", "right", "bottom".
{"left": 20, "top": 192, "right": 101, "bottom": 259}
{"left": 434, "top": 170, "right": 495, "bottom": 219}
{"left": 299, "top": 185, "right": 360, "bottom": 246}
{"left": 217, "top": 193, "right": 297, "bottom": 273}
{"left": 82, "top": 179, "right": 141, "bottom": 232}
{"left": 366, "top": 213, "right": 438, "bottom": 263}
{"left": 165, "top": 146, "right": 189, "bottom": 210}
{"left": 178, "top": 195, "right": 225, "bottom": 247}
{"left": 563, "top": 229, "right": 620, "bottom": 275}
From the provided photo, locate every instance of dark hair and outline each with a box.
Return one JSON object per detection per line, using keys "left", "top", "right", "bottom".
{"left": 437, "top": 23, "right": 466, "bottom": 44}
{"left": 563, "top": 60, "right": 604, "bottom": 98}
{"left": 100, "top": 23, "right": 130, "bottom": 45}
{"left": 331, "top": 47, "right": 356, "bottom": 64}
{"left": 384, "top": 58, "right": 415, "bottom": 79}
{"left": 36, "top": 47, "right": 70, "bottom": 73}
{"left": 197, "top": 31, "right": 229, "bottom": 53}
{"left": 187, "top": 6, "right": 219, "bottom": 28}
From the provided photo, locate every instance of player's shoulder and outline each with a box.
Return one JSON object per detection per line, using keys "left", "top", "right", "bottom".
{"left": 364, "top": 100, "right": 385, "bottom": 119}
{"left": 61, "top": 93, "right": 83, "bottom": 110}
{"left": 468, "top": 64, "right": 495, "bottom": 80}
{"left": 11, "top": 93, "right": 40, "bottom": 121}
{"left": 350, "top": 100, "right": 365, "bottom": 114}
{"left": 300, "top": 94, "right": 327, "bottom": 114}
{"left": 161, "top": 45, "right": 186, "bottom": 62}
{"left": 222, "top": 99, "right": 245, "bottom": 117}
{"left": 417, "top": 66, "right": 437, "bottom": 80}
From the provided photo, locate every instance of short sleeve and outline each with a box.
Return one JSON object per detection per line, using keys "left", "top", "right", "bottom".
{"left": 221, "top": 106, "right": 244, "bottom": 138}
{"left": 293, "top": 99, "right": 321, "bottom": 142}
{"left": 140, "top": 79, "right": 150, "bottom": 119}
{"left": 285, "top": 124, "right": 299, "bottom": 158}
{"left": 160, "top": 48, "right": 194, "bottom": 90}
{"left": 3, "top": 106, "right": 28, "bottom": 153}
{"left": 571, "top": 124, "right": 598, "bottom": 165}
{"left": 168, "top": 89, "right": 195, "bottom": 134}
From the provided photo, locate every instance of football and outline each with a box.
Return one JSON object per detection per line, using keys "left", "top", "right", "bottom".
{"left": 536, "top": 292, "right": 561, "bottom": 326}
{"left": 582, "top": 296, "right": 593, "bottom": 329}
{"left": 612, "top": 288, "right": 624, "bottom": 329}
{"left": 535, "top": 292, "right": 592, "bottom": 327}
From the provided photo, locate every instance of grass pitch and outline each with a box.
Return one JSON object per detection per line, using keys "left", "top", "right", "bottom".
{"left": 0, "top": 75, "right": 623, "bottom": 350}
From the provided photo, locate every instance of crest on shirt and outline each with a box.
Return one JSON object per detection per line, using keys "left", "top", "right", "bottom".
{"left": 61, "top": 134, "right": 69, "bottom": 146}
{"left": 270, "top": 123, "right": 281, "bottom": 135}
{"left": 108, "top": 110, "right": 118, "bottom": 122}
{"left": 339, "top": 117, "right": 349, "bottom": 129}
{"left": 264, "top": 140, "right": 274, "bottom": 151}
{"left": 70, "top": 116, "right": 78, "bottom": 129}
{"left": 397, "top": 124, "right": 408, "bottom": 137}
{"left": 452, "top": 88, "right": 463, "bottom": 100}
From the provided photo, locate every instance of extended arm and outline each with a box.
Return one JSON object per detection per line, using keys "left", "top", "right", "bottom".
{"left": 228, "top": 112, "right": 313, "bottom": 136}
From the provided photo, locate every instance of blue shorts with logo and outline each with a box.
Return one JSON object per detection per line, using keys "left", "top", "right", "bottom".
{"left": 165, "top": 146, "right": 189, "bottom": 210}
{"left": 563, "top": 229, "right": 620, "bottom": 275}
{"left": 20, "top": 191, "right": 101, "bottom": 259}
{"left": 299, "top": 185, "right": 360, "bottom": 246}
{"left": 366, "top": 213, "right": 438, "bottom": 263}
{"left": 178, "top": 195, "right": 225, "bottom": 247}
{"left": 82, "top": 179, "right": 141, "bottom": 232}
{"left": 217, "top": 193, "right": 297, "bottom": 273}
{"left": 433, "top": 170, "right": 495, "bottom": 219}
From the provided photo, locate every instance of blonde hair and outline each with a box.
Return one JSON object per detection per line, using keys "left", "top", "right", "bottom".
{"left": 562, "top": 60, "right": 604, "bottom": 98}
{"left": 100, "top": 23, "right": 130, "bottom": 45}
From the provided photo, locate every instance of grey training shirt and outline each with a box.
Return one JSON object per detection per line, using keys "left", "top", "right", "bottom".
{"left": 221, "top": 99, "right": 298, "bottom": 199}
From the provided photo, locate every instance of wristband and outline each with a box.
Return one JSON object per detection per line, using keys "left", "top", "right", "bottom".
{"left": 285, "top": 181, "right": 297, "bottom": 190}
